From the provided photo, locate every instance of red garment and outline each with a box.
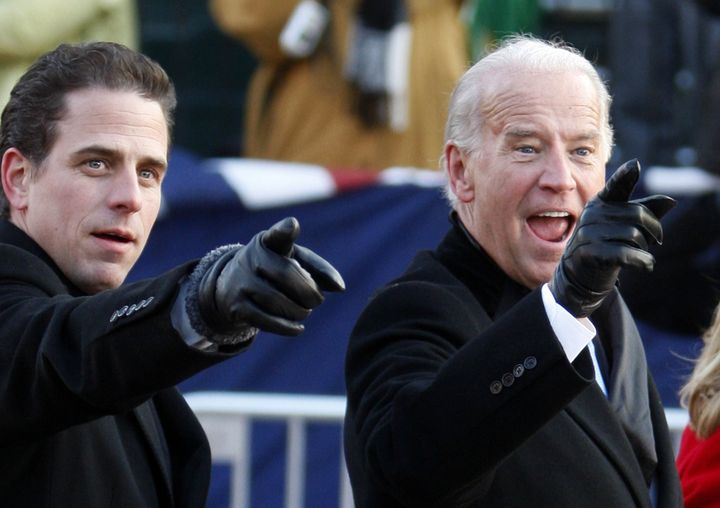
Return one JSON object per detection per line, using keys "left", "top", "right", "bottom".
{"left": 677, "top": 425, "right": 720, "bottom": 507}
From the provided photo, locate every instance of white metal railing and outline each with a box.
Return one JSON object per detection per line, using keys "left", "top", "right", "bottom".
{"left": 665, "top": 406, "right": 690, "bottom": 456}
{"left": 184, "top": 391, "right": 353, "bottom": 508}
{"left": 185, "top": 391, "right": 690, "bottom": 508}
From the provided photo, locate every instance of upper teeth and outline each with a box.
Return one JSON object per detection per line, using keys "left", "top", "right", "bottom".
{"left": 538, "top": 211, "right": 569, "bottom": 218}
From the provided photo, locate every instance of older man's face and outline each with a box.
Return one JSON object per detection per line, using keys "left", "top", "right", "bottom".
{"left": 8, "top": 88, "right": 168, "bottom": 294}
{"left": 450, "top": 70, "right": 607, "bottom": 289}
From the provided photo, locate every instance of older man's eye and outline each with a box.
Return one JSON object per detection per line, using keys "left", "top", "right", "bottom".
{"left": 87, "top": 160, "right": 104, "bottom": 170}
{"left": 575, "top": 147, "right": 592, "bottom": 157}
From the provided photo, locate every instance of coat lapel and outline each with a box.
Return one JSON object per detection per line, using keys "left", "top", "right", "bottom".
{"left": 495, "top": 278, "right": 658, "bottom": 504}
{"left": 495, "top": 278, "right": 530, "bottom": 317}
{"left": 444, "top": 215, "right": 664, "bottom": 502}
{"left": 133, "top": 400, "right": 174, "bottom": 502}
{"left": 592, "top": 290, "right": 658, "bottom": 483}
{"left": 565, "top": 386, "right": 652, "bottom": 508}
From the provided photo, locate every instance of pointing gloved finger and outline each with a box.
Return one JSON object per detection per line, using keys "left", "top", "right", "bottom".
{"left": 636, "top": 209, "right": 663, "bottom": 245}
{"left": 575, "top": 201, "right": 663, "bottom": 245}
{"left": 261, "top": 217, "right": 300, "bottom": 256}
{"left": 245, "top": 282, "right": 313, "bottom": 322}
{"left": 569, "top": 222, "right": 650, "bottom": 256}
{"left": 256, "top": 257, "right": 325, "bottom": 309}
{"left": 614, "top": 245, "right": 656, "bottom": 272}
{"left": 603, "top": 224, "right": 651, "bottom": 252}
{"left": 634, "top": 195, "right": 676, "bottom": 245}
{"left": 634, "top": 194, "right": 676, "bottom": 221}
{"left": 597, "top": 159, "right": 640, "bottom": 203}
{"left": 238, "top": 299, "right": 306, "bottom": 336}
{"left": 293, "top": 244, "right": 346, "bottom": 292}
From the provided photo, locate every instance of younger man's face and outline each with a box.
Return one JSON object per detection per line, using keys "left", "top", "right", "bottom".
{"left": 8, "top": 87, "right": 169, "bottom": 294}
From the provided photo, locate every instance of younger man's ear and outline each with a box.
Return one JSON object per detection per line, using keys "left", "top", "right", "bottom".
{"left": 445, "top": 143, "right": 474, "bottom": 203}
{"left": 1, "top": 148, "right": 32, "bottom": 211}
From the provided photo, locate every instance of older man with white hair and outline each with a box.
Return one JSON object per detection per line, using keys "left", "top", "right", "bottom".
{"left": 343, "top": 35, "right": 682, "bottom": 508}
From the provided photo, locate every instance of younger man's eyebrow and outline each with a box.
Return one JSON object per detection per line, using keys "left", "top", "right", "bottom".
{"left": 73, "top": 145, "right": 116, "bottom": 158}
{"left": 72, "top": 145, "right": 167, "bottom": 169}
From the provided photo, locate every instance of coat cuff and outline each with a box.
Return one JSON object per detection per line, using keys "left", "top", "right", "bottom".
{"left": 182, "top": 244, "right": 259, "bottom": 347}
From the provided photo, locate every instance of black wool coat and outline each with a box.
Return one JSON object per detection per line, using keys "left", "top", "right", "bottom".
{"left": 0, "top": 220, "right": 246, "bottom": 507}
{"left": 343, "top": 220, "right": 682, "bottom": 508}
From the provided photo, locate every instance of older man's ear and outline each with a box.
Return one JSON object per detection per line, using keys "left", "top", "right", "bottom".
{"left": 445, "top": 143, "right": 474, "bottom": 204}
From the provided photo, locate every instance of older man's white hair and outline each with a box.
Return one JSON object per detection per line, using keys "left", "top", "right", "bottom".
{"left": 440, "top": 34, "right": 614, "bottom": 207}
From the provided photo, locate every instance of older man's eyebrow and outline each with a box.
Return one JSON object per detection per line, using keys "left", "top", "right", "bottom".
{"left": 571, "top": 130, "right": 602, "bottom": 143}
{"left": 504, "top": 128, "right": 602, "bottom": 143}
{"left": 505, "top": 128, "right": 537, "bottom": 139}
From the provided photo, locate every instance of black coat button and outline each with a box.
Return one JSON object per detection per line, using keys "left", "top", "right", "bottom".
{"left": 501, "top": 372, "right": 515, "bottom": 387}
{"left": 513, "top": 364, "right": 525, "bottom": 377}
{"left": 523, "top": 356, "right": 537, "bottom": 370}
{"left": 490, "top": 380, "right": 503, "bottom": 394}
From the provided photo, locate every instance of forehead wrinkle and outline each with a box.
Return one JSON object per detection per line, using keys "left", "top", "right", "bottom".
{"left": 63, "top": 91, "right": 168, "bottom": 140}
{"left": 76, "top": 113, "right": 166, "bottom": 137}
{"left": 481, "top": 70, "right": 602, "bottom": 129}
{"left": 58, "top": 116, "right": 169, "bottom": 163}
{"left": 484, "top": 94, "right": 558, "bottom": 137}
{"left": 489, "top": 101, "right": 602, "bottom": 150}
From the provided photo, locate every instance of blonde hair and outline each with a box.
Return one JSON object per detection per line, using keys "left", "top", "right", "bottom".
{"left": 680, "top": 305, "right": 720, "bottom": 438}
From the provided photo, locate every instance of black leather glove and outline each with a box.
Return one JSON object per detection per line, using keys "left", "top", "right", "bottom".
{"left": 197, "top": 217, "right": 345, "bottom": 339}
{"left": 550, "top": 159, "right": 676, "bottom": 317}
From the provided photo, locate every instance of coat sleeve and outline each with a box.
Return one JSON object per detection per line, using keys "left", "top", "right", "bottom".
{"left": 0, "top": 245, "right": 245, "bottom": 445}
{"left": 344, "top": 280, "right": 595, "bottom": 506}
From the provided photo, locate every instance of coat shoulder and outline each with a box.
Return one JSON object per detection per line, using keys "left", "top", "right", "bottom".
{"left": 0, "top": 243, "right": 64, "bottom": 292}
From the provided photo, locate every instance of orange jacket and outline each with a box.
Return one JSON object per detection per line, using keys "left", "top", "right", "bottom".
{"left": 210, "top": 0, "right": 467, "bottom": 171}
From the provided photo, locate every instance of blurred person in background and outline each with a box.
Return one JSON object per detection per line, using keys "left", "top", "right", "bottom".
{"left": 466, "top": 0, "right": 540, "bottom": 61}
{"left": 209, "top": 0, "right": 467, "bottom": 171}
{"left": 0, "top": 0, "right": 138, "bottom": 111}
{"left": 677, "top": 305, "right": 720, "bottom": 507}
{"left": 611, "top": 0, "right": 720, "bottom": 338}
{"left": 608, "top": 0, "right": 720, "bottom": 170}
